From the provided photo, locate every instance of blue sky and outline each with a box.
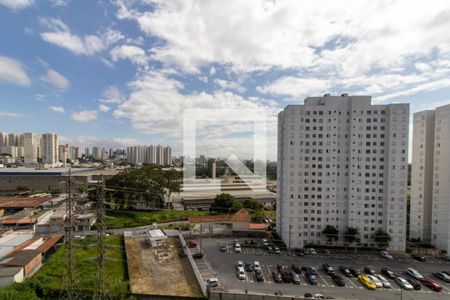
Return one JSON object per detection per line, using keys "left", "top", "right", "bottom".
{"left": 0, "top": 0, "right": 450, "bottom": 160}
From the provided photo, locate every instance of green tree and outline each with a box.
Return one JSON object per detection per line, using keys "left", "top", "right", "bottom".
{"left": 345, "top": 227, "right": 360, "bottom": 245}
{"left": 251, "top": 210, "right": 266, "bottom": 222}
{"left": 210, "top": 193, "right": 236, "bottom": 213}
{"left": 322, "top": 225, "right": 339, "bottom": 245}
{"left": 242, "top": 199, "right": 263, "bottom": 210}
{"left": 373, "top": 229, "right": 391, "bottom": 249}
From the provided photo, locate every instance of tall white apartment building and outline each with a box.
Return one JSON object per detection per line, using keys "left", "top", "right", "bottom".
{"left": 277, "top": 95, "right": 409, "bottom": 252}
{"left": 41, "top": 133, "right": 59, "bottom": 165}
{"left": 8, "top": 133, "right": 18, "bottom": 146}
{"left": 411, "top": 104, "right": 450, "bottom": 253}
{"left": 127, "top": 145, "right": 172, "bottom": 166}
{"left": 127, "top": 146, "right": 147, "bottom": 165}
{"left": 23, "top": 133, "right": 39, "bottom": 164}
{"left": 156, "top": 145, "right": 163, "bottom": 165}
{"left": 146, "top": 145, "right": 157, "bottom": 164}
{"left": 0, "top": 132, "right": 7, "bottom": 148}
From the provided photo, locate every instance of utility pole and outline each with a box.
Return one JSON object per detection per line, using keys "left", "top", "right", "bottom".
{"left": 95, "top": 176, "right": 108, "bottom": 299}
{"left": 60, "top": 169, "right": 79, "bottom": 299}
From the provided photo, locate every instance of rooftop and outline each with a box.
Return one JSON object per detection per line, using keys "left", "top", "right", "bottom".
{"left": 0, "top": 197, "right": 54, "bottom": 209}
{"left": 0, "top": 167, "right": 96, "bottom": 176}
{"left": 0, "top": 249, "right": 41, "bottom": 267}
{"left": 147, "top": 229, "right": 166, "bottom": 239}
{"left": 0, "top": 267, "right": 23, "bottom": 277}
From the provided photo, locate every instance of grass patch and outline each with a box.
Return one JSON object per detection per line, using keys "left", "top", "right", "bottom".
{"left": 104, "top": 209, "right": 209, "bottom": 229}
{"left": 0, "top": 235, "right": 128, "bottom": 300}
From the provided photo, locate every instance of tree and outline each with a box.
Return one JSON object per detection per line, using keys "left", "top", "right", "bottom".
{"left": 251, "top": 210, "right": 266, "bottom": 222}
{"left": 373, "top": 229, "right": 391, "bottom": 249}
{"left": 242, "top": 199, "right": 263, "bottom": 210}
{"left": 345, "top": 227, "right": 360, "bottom": 245}
{"left": 322, "top": 225, "right": 339, "bottom": 245}
{"left": 210, "top": 193, "right": 237, "bottom": 213}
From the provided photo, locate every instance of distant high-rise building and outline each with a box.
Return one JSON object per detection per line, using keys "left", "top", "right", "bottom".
{"left": 7, "top": 133, "right": 18, "bottom": 146}
{"left": 156, "top": 145, "right": 163, "bottom": 165}
{"left": 59, "top": 144, "right": 69, "bottom": 162}
{"left": 85, "top": 147, "right": 90, "bottom": 157}
{"left": 277, "top": 95, "right": 409, "bottom": 252}
{"left": 0, "top": 132, "right": 8, "bottom": 148}
{"left": 147, "top": 145, "right": 156, "bottom": 164}
{"left": 41, "top": 133, "right": 58, "bottom": 165}
{"left": 163, "top": 146, "right": 172, "bottom": 166}
{"left": 23, "top": 133, "right": 39, "bottom": 164}
{"left": 69, "top": 146, "right": 80, "bottom": 160}
{"left": 411, "top": 104, "right": 450, "bottom": 253}
{"left": 92, "top": 147, "right": 108, "bottom": 161}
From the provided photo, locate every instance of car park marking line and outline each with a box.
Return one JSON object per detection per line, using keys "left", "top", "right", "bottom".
{"left": 316, "top": 270, "right": 330, "bottom": 287}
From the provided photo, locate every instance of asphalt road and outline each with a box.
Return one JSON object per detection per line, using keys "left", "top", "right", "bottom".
{"left": 197, "top": 237, "right": 450, "bottom": 300}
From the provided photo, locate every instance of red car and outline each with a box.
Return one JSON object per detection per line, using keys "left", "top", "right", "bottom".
{"left": 272, "top": 271, "right": 282, "bottom": 283}
{"left": 421, "top": 278, "right": 443, "bottom": 292}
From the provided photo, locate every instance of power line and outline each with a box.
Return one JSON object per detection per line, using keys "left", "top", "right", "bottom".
{"left": 94, "top": 176, "right": 109, "bottom": 299}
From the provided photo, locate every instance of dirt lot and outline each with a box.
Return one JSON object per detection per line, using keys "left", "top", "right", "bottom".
{"left": 125, "top": 235, "right": 203, "bottom": 298}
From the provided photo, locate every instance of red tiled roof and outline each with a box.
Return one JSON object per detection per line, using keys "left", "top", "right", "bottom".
{"left": 189, "top": 209, "right": 251, "bottom": 223}
{"left": 0, "top": 197, "right": 53, "bottom": 208}
{"left": 14, "top": 237, "right": 42, "bottom": 251}
{"left": 0, "top": 217, "right": 37, "bottom": 225}
{"left": 248, "top": 223, "right": 267, "bottom": 230}
{"left": 36, "top": 233, "right": 64, "bottom": 253}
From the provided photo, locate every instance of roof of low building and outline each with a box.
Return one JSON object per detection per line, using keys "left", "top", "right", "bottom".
{"left": 248, "top": 223, "right": 267, "bottom": 230}
{"left": 0, "top": 266, "right": 22, "bottom": 277}
{"left": 0, "top": 197, "right": 53, "bottom": 208}
{"left": 0, "top": 167, "right": 96, "bottom": 176}
{"left": 147, "top": 229, "right": 166, "bottom": 239}
{"left": 188, "top": 209, "right": 251, "bottom": 224}
{"left": 36, "top": 233, "right": 64, "bottom": 253}
{"left": 0, "top": 250, "right": 41, "bottom": 267}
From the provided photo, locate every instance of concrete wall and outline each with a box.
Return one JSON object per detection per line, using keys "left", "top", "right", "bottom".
{"left": 0, "top": 175, "right": 88, "bottom": 192}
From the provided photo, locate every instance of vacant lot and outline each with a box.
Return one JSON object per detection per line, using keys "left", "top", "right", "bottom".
{"left": 125, "top": 235, "right": 203, "bottom": 298}
{"left": 105, "top": 209, "right": 208, "bottom": 229}
{"left": 0, "top": 236, "right": 128, "bottom": 299}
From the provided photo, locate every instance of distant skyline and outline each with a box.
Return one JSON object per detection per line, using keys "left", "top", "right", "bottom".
{"left": 1, "top": 1, "right": 450, "bottom": 161}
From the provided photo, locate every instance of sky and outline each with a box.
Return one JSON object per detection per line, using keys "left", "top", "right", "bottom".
{"left": 0, "top": 0, "right": 450, "bottom": 161}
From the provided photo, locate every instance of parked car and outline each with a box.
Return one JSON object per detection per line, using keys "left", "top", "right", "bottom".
{"left": 306, "top": 274, "right": 318, "bottom": 285}
{"left": 411, "top": 255, "right": 426, "bottom": 262}
{"left": 406, "top": 268, "right": 424, "bottom": 280}
{"left": 441, "top": 254, "right": 450, "bottom": 261}
{"left": 376, "top": 274, "right": 391, "bottom": 288}
{"left": 267, "top": 246, "right": 274, "bottom": 254}
{"left": 237, "top": 267, "right": 246, "bottom": 280}
{"left": 219, "top": 243, "right": 227, "bottom": 252}
{"left": 322, "top": 264, "right": 336, "bottom": 275}
{"left": 421, "top": 278, "right": 443, "bottom": 292}
{"left": 395, "top": 277, "right": 413, "bottom": 290}
{"left": 290, "top": 271, "right": 301, "bottom": 284}
{"left": 187, "top": 240, "right": 198, "bottom": 248}
{"left": 244, "top": 262, "right": 254, "bottom": 272}
{"left": 443, "top": 271, "right": 450, "bottom": 276}
{"left": 380, "top": 251, "right": 393, "bottom": 260}
{"left": 339, "top": 266, "right": 352, "bottom": 277}
{"left": 274, "top": 247, "right": 281, "bottom": 255}
{"left": 305, "top": 266, "right": 318, "bottom": 275}
{"left": 349, "top": 268, "right": 360, "bottom": 277}
{"left": 276, "top": 264, "right": 285, "bottom": 273}
{"left": 322, "top": 249, "right": 331, "bottom": 256}
{"left": 291, "top": 264, "right": 301, "bottom": 274}
{"left": 433, "top": 272, "right": 450, "bottom": 283}
{"left": 234, "top": 244, "right": 242, "bottom": 253}
{"left": 236, "top": 261, "right": 243, "bottom": 270}
{"left": 192, "top": 251, "right": 204, "bottom": 259}
{"left": 281, "top": 271, "right": 291, "bottom": 283}
{"left": 367, "top": 274, "right": 383, "bottom": 288}
{"left": 406, "top": 278, "right": 421, "bottom": 290}
{"left": 262, "top": 239, "right": 269, "bottom": 246}
{"left": 206, "top": 278, "right": 219, "bottom": 287}
{"left": 294, "top": 248, "right": 305, "bottom": 256}
{"left": 255, "top": 269, "right": 264, "bottom": 282}
{"left": 331, "top": 275, "right": 345, "bottom": 287}
{"left": 309, "top": 248, "right": 317, "bottom": 255}
{"left": 272, "top": 271, "right": 282, "bottom": 283}
{"left": 363, "top": 266, "right": 376, "bottom": 275}
{"left": 254, "top": 261, "right": 261, "bottom": 271}
{"left": 358, "top": 275, "right": 376, "bottom": 290}
{"left": 381, "top": 268, "right": 396, "bottom": 279}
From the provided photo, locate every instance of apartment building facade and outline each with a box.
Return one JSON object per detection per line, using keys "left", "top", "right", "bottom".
{"left": 411, "top": 104, "right": 450, "bottom": 253}
{"left": 277, "top": 95, "right": 409, "bottom": 252}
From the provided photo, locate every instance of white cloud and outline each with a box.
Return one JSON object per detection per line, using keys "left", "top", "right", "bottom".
{"left": 0, "top": 111, "right": 21, "bottom": 117}
{"left": 0, "top": 0, "right": 33, "bottom": 10}
{"left": 257, "top": 77, "right": 332, "bottom": 98}
{"left": 50, "top": 0, "right": 69, "bottom": 6}
{"left": 0, "top": 55, "right": 30, "bottom": 86}
{"left": 50, "top": 106, "right": 65, "bottom": 113}
{"left": 110, "top": 45, "right": 147, "bottom": 65}
{"left": 99, "top": 85, "right": 122, "bottom": 103}
{"left": 214, "top": 79, "right": 246, "bottom": 93}
{"left": 98, "top": 104, "right": 110, "bottom": 112}
{"left": 40, "top": 18, "right": 122, "bottom": 56}
{"left": 209, "top": 66, "right": 216, "bottom": 76}
{"left": 71, "top": 110, "right": 98, "bottom": 122}
{"left": 40, "top": 69, "right": 70, "bottom": 90}
{"left": 375, "top": 79, "right": 450, "bottom": 103}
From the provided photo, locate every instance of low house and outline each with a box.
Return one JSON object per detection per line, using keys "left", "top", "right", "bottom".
{"left": 0, "top": 249, "right": 42, "bottom": 277}
{"left": 0, "top": 267, "right": 24, "bottom": 287}
{"left": 0, "top": 231, "right": 34, "bottom": 260}
{"left": 147, "top": 229, "right": 167, "bottom": 247}
{"left": 74, "top": 213, "right": 96, "bottom": 231}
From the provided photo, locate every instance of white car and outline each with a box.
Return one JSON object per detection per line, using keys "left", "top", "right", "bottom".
{"left": 380, "top": 251, "right": 393, "bottom": 260}
{"left": 206, "top": 278, "right": 219, "bottom": 287}
{"left": 376, "top": 274, "right": 391, "bottom": 288}
{"left": 309, "top": 248, "right": 317, "bottom": 255}
{"left": 441, "top": 254, "right": 450, "bottom": 261}
{"left": 395, "top": 276, "right": 413, "bottom": 290}
{"left": 236, "top": 261, "right": 243, "bottom": 270}
{"left": 406, "top": 268, "right": 424, "bottom": 280}
{"left": 235, "top": 244, "right": 242, "bottom": 253}
{"left": 262, "top": 239, "right": 269, "bottom": 246}
{"left": 367, "top": 274, "right": 383, "bottom": 288}
{"left": 254, "top": 261, "right": 261, "bottom": 271}
{"left": 237, "top": 267, "right": 246, "bottom": 280}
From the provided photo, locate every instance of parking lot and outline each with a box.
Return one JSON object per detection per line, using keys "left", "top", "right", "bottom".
{"left": 194, "top": 237, "right": 450, "bottom": 300}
